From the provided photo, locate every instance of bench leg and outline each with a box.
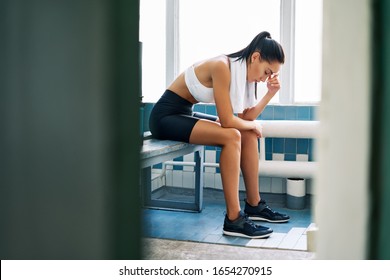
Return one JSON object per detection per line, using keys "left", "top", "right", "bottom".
{"left": 141, "top": 166, "right": 152, "bottom": 206}
{"left": 194, "top": 148, "right": 204, "bottom": 211}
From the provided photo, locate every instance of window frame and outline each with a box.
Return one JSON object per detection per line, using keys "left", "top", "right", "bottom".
{"left": 279, "top": 0, "right": 295, "bottom": 104}
{"left": 166, "top": 0, "right": 180, "bottom": 88}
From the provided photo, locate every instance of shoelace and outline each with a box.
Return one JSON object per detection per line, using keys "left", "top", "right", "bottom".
{"left": 261, "top": 200, "right": 278, "bottom": 214}
{"left": 243, "top": 214, "right": 258, "bottom": 228}
{"left": 264, "top": 204, "right": 277, "bottom": 213}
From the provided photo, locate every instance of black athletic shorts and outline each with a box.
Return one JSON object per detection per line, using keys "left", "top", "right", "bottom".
{"left": 149, "top": 90, "right": 218, "bottom": 143}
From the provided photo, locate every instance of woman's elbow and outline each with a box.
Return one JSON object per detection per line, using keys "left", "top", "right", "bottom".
{"left": 242, "top": 116, "right": 256, "bottom": 121}
{"left": 240, "top": 109, "right": 256, "bottom": 121}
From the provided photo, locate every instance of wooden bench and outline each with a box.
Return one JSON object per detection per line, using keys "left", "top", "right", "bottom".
{"left": 140, "top": 132, "right": 204, "bottom": 212}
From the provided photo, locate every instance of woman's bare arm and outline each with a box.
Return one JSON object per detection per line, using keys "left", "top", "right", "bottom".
{"left": 211, "top": 61, "right": 262, "bottom": 136}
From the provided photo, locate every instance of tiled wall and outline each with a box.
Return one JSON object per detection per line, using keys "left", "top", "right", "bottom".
{"left": 143, "top": 103, "right": 318, "bottom": 194}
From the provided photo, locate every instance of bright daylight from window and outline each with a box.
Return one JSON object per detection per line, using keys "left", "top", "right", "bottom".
{"left": 140, "top": 0, "right": 322, "bottom": 104}
{"left": 294, "top": 0, "right": 322, "bottom": 103}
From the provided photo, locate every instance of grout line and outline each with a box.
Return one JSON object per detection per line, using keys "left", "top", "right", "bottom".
{"left": 261, "top": 233, "right": 287, "bottom": 248}
{"left": 246, "top": 238, "right": 267, "bottom": 248}
{"left": 278, "top": 227, "right": 307, "bottom": 249}
{"left": 293, "top": 235, "right": 307, "bottom": 251}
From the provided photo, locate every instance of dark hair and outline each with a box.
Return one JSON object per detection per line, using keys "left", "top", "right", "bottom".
{"left": 228, "top": 31, "right": 285, "bottom": 64}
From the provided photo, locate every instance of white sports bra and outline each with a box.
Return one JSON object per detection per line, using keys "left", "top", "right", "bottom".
{"left": 184, "top": 65, "right": 214, "bottom": 103}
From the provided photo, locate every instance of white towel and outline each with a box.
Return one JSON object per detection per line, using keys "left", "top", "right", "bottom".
{"left": 229, "top": 57, "right": 257, "bottom": 114}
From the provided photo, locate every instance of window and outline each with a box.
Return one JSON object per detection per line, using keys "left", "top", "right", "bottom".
{"left": 294, "top": 0, "right": 323, "bottom": 103}
{"left": 139, "top": 0, "right": 166, "bottom": 102}
{"left": 179, "top": 0, "right": 281, "bottom": 71}
{"left": 139, "top": 0, "right": 323, "bottom": 104}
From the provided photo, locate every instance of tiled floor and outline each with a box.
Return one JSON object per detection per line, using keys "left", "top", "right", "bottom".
{"left": 142, "top": 188, "right": 313, "bottom": 251}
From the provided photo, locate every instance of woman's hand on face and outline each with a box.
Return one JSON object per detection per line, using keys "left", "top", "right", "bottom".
{"left": 267, "top": 73, "right": 281, "bottom": 95}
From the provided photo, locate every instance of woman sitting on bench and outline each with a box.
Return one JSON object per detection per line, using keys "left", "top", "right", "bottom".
{"left": 149, "top": 31, "right": 289, "bottom": 239}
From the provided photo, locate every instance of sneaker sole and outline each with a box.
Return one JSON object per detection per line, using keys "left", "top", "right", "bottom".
{"left": 248, "top": 216, "right": 290, "bottom": 223}
{"left": 222, "top": 230, "right": 272, "bottom": 239}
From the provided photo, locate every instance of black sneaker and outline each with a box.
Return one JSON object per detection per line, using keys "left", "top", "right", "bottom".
{"left": 244, "top": 199, "right": 290, "bottom": 223}
{"left": 223, "top": 211, "right": 273, "bottom": 239}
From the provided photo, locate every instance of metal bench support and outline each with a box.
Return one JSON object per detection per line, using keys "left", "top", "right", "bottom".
{"left": 140, "top": 138, "right": 204, "bottom": 212}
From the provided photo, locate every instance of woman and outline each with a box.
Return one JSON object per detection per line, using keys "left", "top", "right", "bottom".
{"left": 149, "top": 31, "right": 289, "bottom": 238}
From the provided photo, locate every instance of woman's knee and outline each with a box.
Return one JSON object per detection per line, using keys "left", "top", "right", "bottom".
{"left": 240, "top": 130, "right": 258, "bottom": 143}
{"left": 222, "top": 128, "right": 241, "bottom": 147}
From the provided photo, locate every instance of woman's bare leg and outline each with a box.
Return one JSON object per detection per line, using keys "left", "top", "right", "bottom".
{"left": 240, "top": 131, "right": 290, "bottom": 222}
{"left": 189, "top": 120, "right": 241, "bottom": 221}
{"left": 240, "top": 130, "right": 261, "bottom": 206}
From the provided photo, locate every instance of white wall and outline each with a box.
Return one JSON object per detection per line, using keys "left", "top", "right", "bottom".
{"left": 315, "top": 0, "right": 371, "bottom": 259}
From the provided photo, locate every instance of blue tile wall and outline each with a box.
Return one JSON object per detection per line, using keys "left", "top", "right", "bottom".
{"left": 297, "top": 139, "right": 309, "bottom": 154}
{"left": 193, "top": 104, "right": 205, "bottom": 113}
{"left": 260, "top": 106, "right": 273, "bottom": 120}
{"left": 297, "top": 106, "right": 311, "bottom": 120}
{"left": 273, "top": 106, "right": 286, "bottom": 120}
{"left": 273, "top": 138, "right": 284, "bottom": 153}
{"left": 206, "top": 105, "right": 217, "bottom": 116}
{"left": 142, "top": 103, "right": 318, "bottom": 166}
{"left": 285, "top": 139, "right": 297, "bottom": 154}
{"left": 308, "top": 139, "right": 314, "bottom": 161}
{"left": 265, "top": 138, "right": 273, "bottom": 154}
{"left": 205, "top": 145, "right": 216, "bottom": 151}
{"left": 284, "top": 154, "right": 297, "bottom": 162}
{"left": 285, "top": 106, "right": 297, "bottom": 120}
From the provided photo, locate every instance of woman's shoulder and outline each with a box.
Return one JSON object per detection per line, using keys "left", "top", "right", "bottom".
{"left": 202, "top": 55, "right": 230, "bottom": 76}
{"left": 207, "top": 55, "right": 231, "bottom": 85}
{"left": 192, "top": 55, "right": 230, "bottom": 85}
{"left": 209, "top": 55, "right": 229, "bottom": 67}
{"left": 194, "top": 55, "right": 229, "bottom": 68}
{"left": 210, "top": 55, "right": 230, "bottom": 75}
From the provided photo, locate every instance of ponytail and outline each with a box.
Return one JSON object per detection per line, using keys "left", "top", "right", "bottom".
{"left": 228, "top": 31, "right": 285, "bottom": 64}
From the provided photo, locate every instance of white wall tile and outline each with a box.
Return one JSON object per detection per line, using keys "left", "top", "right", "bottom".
{"left": 306, "top": 178, "right": 313, "bottom": 195}
{"left": 172, "top": 170, "right": 183, "bottom": 187}
{"left": 239, "top": 175, "right": 246, "bottom": 191}
{"left": 205, "top": 150, "right": 216, "bottom": 173}
{"left": 165, "top": 170, "right": 173, "bottom": 186}
{"left": 182, "top": 171, "right": 195, "bottom": 189}
{"left": 271, "top": 177, "right": 285, "bottom": 193}
{"left": 183, "top": 153, "right": 194, "bottom": 171}
{"left": 296, "top": 154, "right": 309, "bottom": 162}
{"left": 272, "top": 153, "right": 285, "bottom": 161}
{"left": 151, "top": 169, "right": 162, "bottom": 178}
{"left": 204, "top": 172, "right": 215, "bottom": 188}
{"left": 260, "top": 177, "right": 272, "bottom": 193}
{"left": 214, "top": 173, "right": 223, "bottom": 190}
{"left": 150, "top": 170, "right": 163, "bottom": 191}
{"left": 151, "top": 178, "right": 158, "bottom": 191}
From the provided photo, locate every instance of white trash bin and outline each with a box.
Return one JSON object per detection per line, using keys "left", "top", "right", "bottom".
{"left": 286, "top": 178, "right": 306, "bottom": 209}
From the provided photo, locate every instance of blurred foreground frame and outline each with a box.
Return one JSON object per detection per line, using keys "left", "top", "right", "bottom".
{"left": 0, "top": 0, "right": 142, "bottom": 259}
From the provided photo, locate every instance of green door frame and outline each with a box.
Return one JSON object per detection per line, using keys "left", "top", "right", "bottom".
{"left": 369, "top": 0, "right": 390, "bottom": 260}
